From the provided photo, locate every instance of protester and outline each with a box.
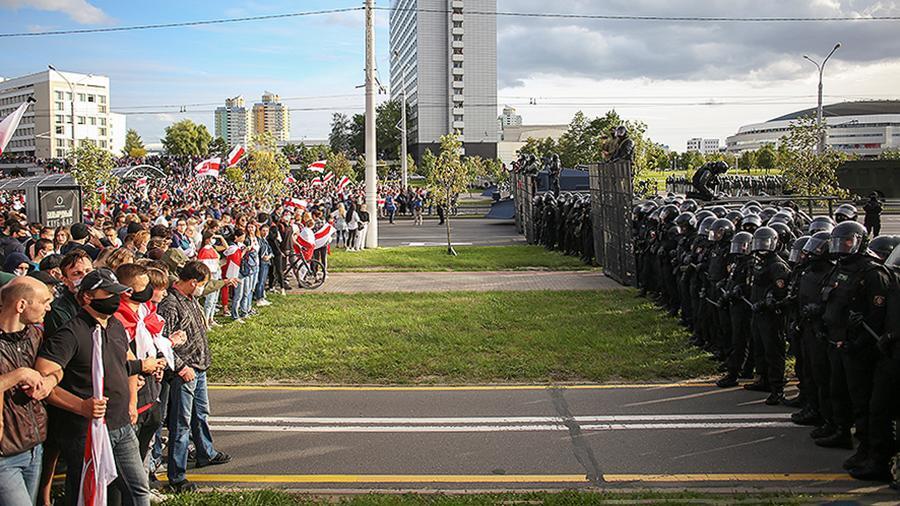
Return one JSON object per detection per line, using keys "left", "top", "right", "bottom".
{"left": 0, "top": 277, "right": 53, "bottom": 505}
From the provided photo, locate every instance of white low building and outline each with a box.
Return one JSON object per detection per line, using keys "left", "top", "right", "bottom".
{"left": 726, "top": 101, "right": 900, "bottom": 157}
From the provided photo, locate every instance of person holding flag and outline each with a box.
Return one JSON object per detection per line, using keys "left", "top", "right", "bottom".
{"left": 35, "top": 269, "right": 164, "bottom": 505}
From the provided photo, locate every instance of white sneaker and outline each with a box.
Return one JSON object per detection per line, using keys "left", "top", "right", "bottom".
{"left": 256, "top": 299, "right": 271, "bottom": 307}
{"left": 149, "top": 489, "right": 168, "bottom": 505}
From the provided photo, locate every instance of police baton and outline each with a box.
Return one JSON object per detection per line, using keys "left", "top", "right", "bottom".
{"left": 740, "top": 296, "right": 754, "bottom": 307}
{"left": 704, "top": 297, "right": 721, "bottom": 308}
{"left": 850, "top": 311, "right": 884, "bottom": 344}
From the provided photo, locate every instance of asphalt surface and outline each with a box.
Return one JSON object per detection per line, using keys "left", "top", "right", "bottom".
{"left": 314, "top": 271, "right": 619, "bottom": 293}
{"left": 375, "top": 217, "right": 523, "bottom": 247}
{"left": 179, "top": 383, "right": 895, "bottom": 497}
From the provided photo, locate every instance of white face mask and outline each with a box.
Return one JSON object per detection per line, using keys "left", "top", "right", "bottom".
{"left": 13, "top": 268, "right": 27, "bottom": 277}
{"left": 192, "top": 283, "right": 206, "bottom": 297}
{"left": 72, "top": 276, "right": 84, "bottom": 288}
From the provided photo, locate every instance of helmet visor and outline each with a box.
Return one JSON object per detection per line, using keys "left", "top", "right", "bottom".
{"left": 829, "top": 235, "right": 861, "bottom": 255}
{"left": 730, "top": 241, "right": 750, "bottom": 255}
{"left": 803, "top": 236, "right": 829, "bottom": 256}
{"left": 752, "top": 236, "right": 778, "bottom": 252}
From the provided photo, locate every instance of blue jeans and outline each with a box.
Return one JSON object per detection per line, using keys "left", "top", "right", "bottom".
{"left": 61, "top": 425, "right": 149, "bottom": 506}
{"left": 254, "top": 263, "right": 270, "bottom": 301}
{"left": 167, "top": 370, "right": 219, "bottom": 484}
{"left": 0, "top": 444, "right": 42, "bottom": 505}
{"left": 203, "top": 285, "right": 220, "bottom": 323}
{"left": 230, "top": 275, "right": 253, "bottom": 319}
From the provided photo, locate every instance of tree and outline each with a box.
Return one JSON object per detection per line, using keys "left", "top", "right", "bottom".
{"left": 427, "top": 134, "right": 484, "bottom": 255}
{"left": 405, "top": 154, "right": 418, "bottom": 176}
{"left": 678, "top": 151, "right": 705, "bottom": 172}
{"left": 162, "top": 120, "right": 213, "bottom": 158}
{"left": 238, "top": 133, "right": 290, "bottom": 207}
{"left": 350, "top": 113, "right": 365, "bottom": 157}
{"left": 520, "top": 137, "right": 559, "bottom": 160}
{"left": 419, "top": 148, "right": 437, "bottom": 179}
{"left": 880, "top": 148, "right": 900, "bottom": 160}
{"left": 348, "top": 100, "right": 404, "bottom": 161}
{"left": 209, "top": 136, "right": 229, "bottom": 158}
{"left": 122, "top": 129, "right": 147, "bottom": 158}
{"left": 756, "top": 144, "right": 777, "bottom": 171}
{"left": 780, "top": 116, "right": 848, "bottom": 198}
{"left": 329, "top": 113, "right": 352, "bottom": 155}
{"left": 70, "top": 141, "right": 117, "bottom": 210}
{"left": 739, "top": 150, "right": 758, "bottom": 172}
{"left": 326, "top": 151, "right": 355, "bottom": 181}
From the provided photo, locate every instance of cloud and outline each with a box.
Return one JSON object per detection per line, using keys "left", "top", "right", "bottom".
{"left": 0, "top": 0, "right": 111, "bottom": 24}
{"left": 496, "top": 0, "right": 900, "bottom": 86}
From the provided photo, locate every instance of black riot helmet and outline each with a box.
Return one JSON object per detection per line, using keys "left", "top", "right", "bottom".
{"left": 768, "top": 222, "right": 796, "bottom": 250}
{"left": 769, "top": 211, "right": 794, "bottom": 226}
{"left": 741, "top": 200, "right": 761, "bottom": 211}
{"left": 866, "top": 235, "right": 900, "bottom": 263}
{"left": 709, "top": 218, "right": 736, "bottom": 243}
{"left": 803, "top": 231, "right": 832, "bottom": 258}
{"left": 834, "top": 204, "right": 858, "bottom": 223}
{"left": 730, "top": 231, "right": 753, "bottom": 256}
{"left": 724, "top": 210, "right": 744, "bottom": 227}
{"left": 679, "top": 199, "right": 699, "bottom": 213}
{"left": 829, "top": 221, "right": 868, "bottom": 256}
{"left": 751, "top": 226, "right": 779, "bottom": 253}
{"left": 743, "top": 204, "right": 762, "bottom": 216}
{"left": 694, "top": 210, "right": 715, "bottom": 225}
{"left": 759, "top": 207, "right": 778, "bottom": 223}
{"left": 708, "top": 206, "right": 727, "bottom": 218}
{"left": 697, "top": 216, "right": 717, "bottom": 238}
{"left": 885, "top": 243, "right": 900, "bottom": 268}
{"left": 659, "top": 204, "right": 680, "bottom": 224}
{"left": 808, "top": 216, "right": 836, "bottom": 235}
{"left": 788, "top": 235, "right": 811, "bottom": 264}
{"left": 674, "top": 212, "right": 697, "bottom": 235}
{"left": 740, "top": 214, "right": 763, "bottom": 233}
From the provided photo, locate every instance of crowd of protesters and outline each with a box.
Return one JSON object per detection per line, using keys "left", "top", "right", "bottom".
{"left": 0, "top": 156, "right": 430, "bottom": 504}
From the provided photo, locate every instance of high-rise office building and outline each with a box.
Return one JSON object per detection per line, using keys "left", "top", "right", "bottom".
{"left": 0, "top": 70, "right": 116, "bottom": 159}
{"left": 252, "top": 92, "right": 290, "bottom": 142}
{"left": 215, "top": 96, "right": 253, "bottom": 147}
{"left": 390, "top": 0, "right": 498, "bottom": 161}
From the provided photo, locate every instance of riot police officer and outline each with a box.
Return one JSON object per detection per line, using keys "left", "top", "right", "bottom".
{"left": 707, "top": 218, "right": 736, "bottom": 359}
{"left": 815, "top": 222, "right": 891, "bottom": 474}
{"left": 746, "top": 226, "right": 792, "bottom": 405}
{"left": 716, "top": 231, "right": 754, "bottom": 387}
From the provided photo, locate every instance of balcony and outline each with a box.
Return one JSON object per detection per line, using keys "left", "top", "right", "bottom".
{"left": 452, "top": 67, "right": 464, "bottom": 75}
{"left": 452, "top": 121, "right": 465, "bottom": 129}
{"left": 452, "top": 54, "right": 464, "bottom": 62}
{"left": 452, "top": 0, "right": 464, "bottom": 8}
{"left": 452, "top": 41, "right": 464, "bottom": 49}
{"left": 453, "top": 107, "right": 465, "bottom": 115}
{"left": 452, "top": 80, "right": 464, "bottom": 88}
{"left": 452, "top": 27, "right": 464, "bottom": 36}
{"left": 452, "top": 13, "right": 464, "bottom": 22}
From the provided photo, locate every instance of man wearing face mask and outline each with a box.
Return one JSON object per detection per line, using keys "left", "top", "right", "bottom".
{"left": 158, "top": 261, "right": 232, "bottom": 493}
{"left": 44, "top": 250, "right": 93, "bottom": 339}
{"left": 34, "top": 268, "right": 158, "bottom": 505}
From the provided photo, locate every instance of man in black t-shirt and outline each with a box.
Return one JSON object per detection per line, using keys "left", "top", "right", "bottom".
{"left": 35, "top": 269, "right": 158, "bottom": 506}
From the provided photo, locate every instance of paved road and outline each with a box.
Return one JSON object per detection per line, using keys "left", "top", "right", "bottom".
{"left": 177, "top": 383, "right": 894, "bottom": 498}
{"left": 376, "top": 218, "right": 522, "bottom": 247}
{"left": 312, "top": 271, "right": 618, "bottom": 293}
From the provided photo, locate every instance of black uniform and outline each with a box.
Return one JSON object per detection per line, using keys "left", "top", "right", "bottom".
{"left": 749, "top": 252, "right": 791, "bottom": 394}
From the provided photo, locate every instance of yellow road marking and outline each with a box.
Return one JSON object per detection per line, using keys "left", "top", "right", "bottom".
{"left": 156, "top": 473, "right": 853, "bottom": 484}
{"left": 208, "top": 383, "right": 722, "bottom": 392}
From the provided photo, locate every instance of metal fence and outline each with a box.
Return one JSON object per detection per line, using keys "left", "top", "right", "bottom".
{"left": 589, "top": 162, "right": 635, "bottom": 287}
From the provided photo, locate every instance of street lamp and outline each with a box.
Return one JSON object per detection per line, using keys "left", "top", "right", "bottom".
{"left": 48, "top": 65, "right": 94, "bottom": 159}
{"left": 803, "top": 43, "right": 841, "bottom": 154}
{"left": 392, "top": 49, "right": 408, "bottom": 190}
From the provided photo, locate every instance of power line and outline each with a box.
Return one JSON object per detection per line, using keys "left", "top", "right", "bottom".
{"left": 0, "top": 7, "right": 364, "bottom": 38}
{"left": 382, "top": 6, "right": 900, "bottom": 22}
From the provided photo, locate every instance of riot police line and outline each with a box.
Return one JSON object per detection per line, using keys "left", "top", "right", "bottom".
{"left": 633, "top": 196, "right": 900, "bottom": 485}
{"left": 666, "top": 174, "right": 788, "bottom": 197}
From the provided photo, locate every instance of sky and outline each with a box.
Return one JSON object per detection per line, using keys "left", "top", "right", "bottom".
{"left": 1, "top": 0, "right": 899, "bottom": 152}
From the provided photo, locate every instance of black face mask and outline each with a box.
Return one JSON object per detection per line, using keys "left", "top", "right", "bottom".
{"left": 130, "top": 284, "right": 153, "bottom": 304}
{"left": 90, "top": 294, "right": 121, "bottom": 315}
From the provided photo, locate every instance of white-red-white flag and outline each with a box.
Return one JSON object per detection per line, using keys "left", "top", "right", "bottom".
{"left": 285, "top": 198, "right": 307, "bottom": 210}
{"left": 311, "top": 177, "right": 323, "bottom": 187}
{"left": 0, "top": 97, "right": 35, "bottom": 157}
{"left": 226, "top": 145, "right": 245, "bottom": 167}
{"left": 322, "top": 171, "right": 335, "bottom": 183}
{"left": 314, "top": 223, "right": 334, "bottom": 249}
{"left": 195, "top": 158, "right": 221, "bottom": 178}
{"left": 283, "top": 174, "right": 296, "bottom": 184}
{"left": 337, "top": 175, "right": 351, "bottom": 191}
{"left": 77, "top": 326, "right": 118, "bottom": 506}
{"left": 134, "top": 177, "right": 148, "bottom": 188}
{"left": 307, "top": 160, "right": 326, "bottom": 173}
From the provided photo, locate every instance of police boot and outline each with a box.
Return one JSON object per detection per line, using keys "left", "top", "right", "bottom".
{"left": 810, "top": 422, "right": 837, "bottom": 440}
{"left": 843, "top": 447, "right": 870, "bottom": 471}
{"left": 782, "top": 394, "right": 804, "bottom": 409}
{"left": 715, "top": 373, "right": 738, "bottom": 388}
{"left": 743, "top": 378, "right": 770, "bottom": 392}
{"left": 765, "top": 391, "right": 785, "bottom": 406}
{"left": 815, "top": 428, "right": 854, "bottom": 449}
{"left": 849, "top": 459, "right": 891, "bottom": 482}
{"left": 790, "top": 407, "right": 821, "bottom": 427}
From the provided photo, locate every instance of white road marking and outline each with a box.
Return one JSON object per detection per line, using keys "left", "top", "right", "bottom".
{"left": 209, "top": 413, "right": 792, "bottom": 425}
{"left": 210, "top": 422, "right": 799, "bottom": 433}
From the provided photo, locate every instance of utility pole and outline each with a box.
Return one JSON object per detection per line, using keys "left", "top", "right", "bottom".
{"left": 394, "top": 50, "right": 408, "bottom": 190}
{"left": 364, "top": 0, "right": 378, "bottom": 248}
{"left": 803, "top": 43, "right": 841, "bottom": 154}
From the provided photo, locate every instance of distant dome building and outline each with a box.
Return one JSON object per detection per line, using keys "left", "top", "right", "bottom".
{"left": 726, "top": 100, "right": 900, "bottom": 157}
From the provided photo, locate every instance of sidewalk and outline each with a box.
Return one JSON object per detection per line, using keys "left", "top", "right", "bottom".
{"left": 300, "top": 270, "right": 624, "bottom": 293}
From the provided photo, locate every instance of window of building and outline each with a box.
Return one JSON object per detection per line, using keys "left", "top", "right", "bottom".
{"left": 453, "top": 35, "right": 463, "bottom": 41}
{"left": 454, "top": 115, "right": 464, "bottom": 121}
{"left": 78, "top": 93, "right": 86, "bottom": 102}
{"left": 453, "top": 75, "right": 463, "bottom": 81}
{"left": 453, "top": 21, "right": 462, "bottom": 28}
{"left": 56, "top": 149, "right": 65, "bottom": 157}
{"left": 99, "top": 96, "right": 106, "bottom": 104}
{"left": 55, "top": 126, "right": 64, "bottom": 135}
{"left": 98, "top": 105, "right": 106, "bottom": 113}
{"left": 453, "top": 89, "right": 463, "bottom": 95}
{"left": 55, "top": 101, "right": 65, "bottom": 111}
{"left": 453, "top": 62, "right": 463, "bottom": 68}
{"left": 99, "top": 140, "right": 107, "bottom": 148}
{"left": 99, "top": 127, "right": 107, "bottom": 136}
{"left": 56, "top": 139, "right": 66, "bottom": 147}
{"left": 55, "top": 91, "right": 64, "bottom": 100}
{"left": 65, "top": 92, "right": 72, "bottom": 101}
{"left": 87, "top": 95, "right": 95, "bottom": 103}
{"left": 100, "top": 118, "right": 106, "bottom": 126}
{"left": 453, "top": 48, "right": 463, "bottom": 55}
{"left": 77, "top": 116, "right": 85, "bottom": 125}
{"left": 89, "top": 117, "right": 97, "bottom": 125}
